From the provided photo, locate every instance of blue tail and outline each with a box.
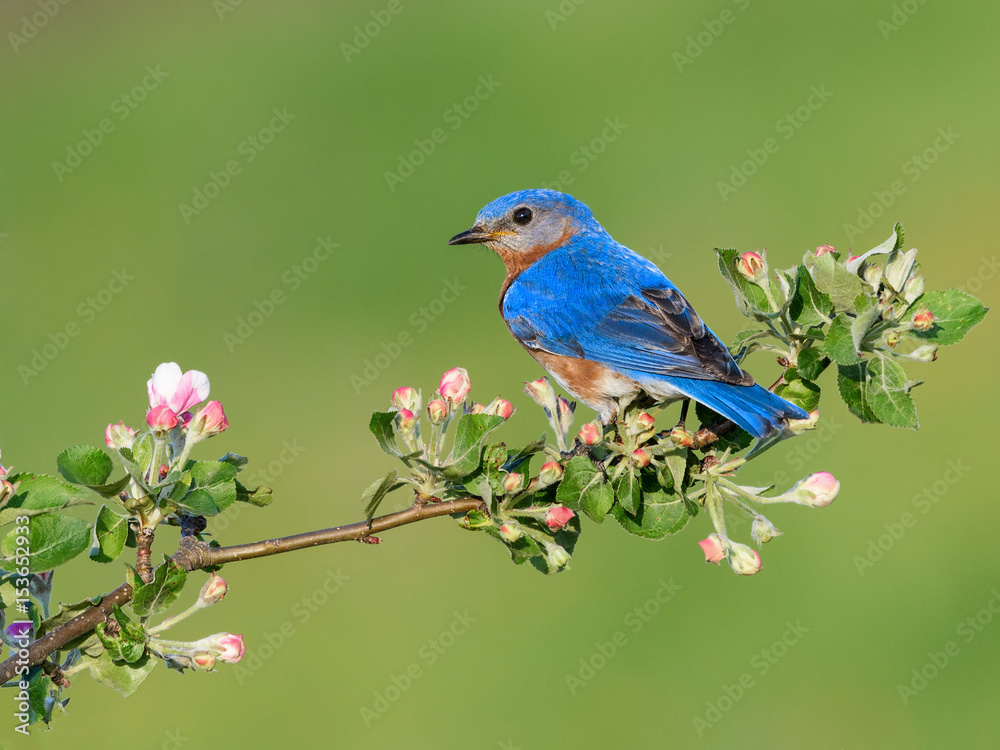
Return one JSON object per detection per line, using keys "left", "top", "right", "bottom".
{"left": 670, "top": 379, "right": 809, "bottom": 438}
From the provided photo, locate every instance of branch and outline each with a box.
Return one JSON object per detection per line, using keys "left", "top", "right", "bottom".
{"left": 0, "top": 496, "right": 484, "bottom": 685}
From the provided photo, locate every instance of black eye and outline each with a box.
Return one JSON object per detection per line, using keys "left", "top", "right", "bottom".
{"left": 512, "top": 207, "right": 533, "bottom": 225}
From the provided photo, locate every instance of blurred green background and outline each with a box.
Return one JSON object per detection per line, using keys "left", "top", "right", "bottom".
{"left": 1, "top": 0, "right": 998, "bottom": 747}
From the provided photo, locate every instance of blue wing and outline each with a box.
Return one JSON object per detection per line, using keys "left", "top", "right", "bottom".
{"left": 503, "top": 238, "right": 750, "bottom": 385}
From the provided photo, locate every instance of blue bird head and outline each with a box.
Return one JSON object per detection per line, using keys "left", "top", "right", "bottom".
{"left": 449, "top": 189, "right": 604, "bottom": 261}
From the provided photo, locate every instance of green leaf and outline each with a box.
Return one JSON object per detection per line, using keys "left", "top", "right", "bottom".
{"left": 369, "top": 411, "right": 402, "bottom": 457}
{"left": 910, "top": 289, "right": 989, "bottom": 345}
{"left": 219, "top": 453, "right": 249, "bottom": 470}
{"left": 0, "top": 474, "right": 93, "bottom": 526}
{"left": 235, "top": 480, "right": 273, "bottom": 507}
{"left": 441, "top": 414, "right": 506, "bottom": 480}
{"left": 810, "top": 253, "right": 865, "bottom": 311}
{"left": 90, "top": 505, "right": 130, "bottom": 563}
{"left": 823, "top": 315, "right": 864, "bottom": 365}
{"left": 795, "top": 347, "right": 830, "bottom": 381}
{"left": 189, "top": 460, "right": 239, "bottom": 488}
{"left": 775, "top": 372, "right": 821, "bottom": 412}
{"left": 866, "top": 355, "right": 920, "bottom": 429}
{"left": 611, "top": 465, "right": 641, "bottom": 515}
{"left": 846, "top": 222, "right": 904, "bottom": 272}
{"left": 789, "top": 265, "right": 833, "bottom": 327}
{"left": 611, "top": 474, "right": 691, "bottom": 540}
{"left": 714, "top": 247, "right": 774, "bottom": 321}
{"left": 176, "top": 461, "right": 239, "bottom": 516}
{"left": 728, "top": 329, "right": 767, "bottom": 362}
{"left": 837, "top": 363, "right": 880, "bottom": 424}
{"left": 362, "top": 469, "right": 403, "bottom": 521}
{"left": 75, "top": 651, "right": 156, "bottom": 696}
{"left": 57, "top": 445, "right": 113, "bottom": 486}
{"left": 850, "top": 295, "right": 882, "bottom": 352}
{"left": 556, "top": 457, "right": 613, "bottom": 522}
{"left": 131, "top": 558, "right": 187, "bottom": 617}
{"left": 1, "top": 514, "right": 92, "bottom": 572}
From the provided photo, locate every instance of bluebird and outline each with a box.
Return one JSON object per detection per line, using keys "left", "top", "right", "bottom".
{"left": 449, "top": 189, "right": 808, "bottom": 438}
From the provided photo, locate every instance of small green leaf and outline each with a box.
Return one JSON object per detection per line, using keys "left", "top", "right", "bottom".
{"left": 910, "top": 289, "right": 988, "bottom": 346}
{"left": 75, "top": 651, "right": 156, "bottom": 696}
{"left": 362, "top": 469, "right": 403, "bottom": 521}
{"left": 441, "top": 414, "right": 506, "bottom": 479}
{"left": 866, "top": 354, "right": 919, "bottom": 429}
{"left": 837, "top": 363, "right": 880, "bottom": 424}
{"left": 611, "top": 465, "right": 641, "bottom": 515}
{"left": 131, "top": 558, "right": 187, "bottom": 617}
{"left": 57, "top": 445, "right": 113, "bottom": 487}
{"left": 811, "top": 253, "right": 865, "bottom": 311}
{"left": 235, "top": 480, "right": 273, "bottom": 507}
{"left": 1, "top": 514, "right": 92, "bottom": 572}
{"left": 728, "top": 329, "right": 767, "bottom": 362}
{"left": 789, "top": 265, "right": 833, "bottom": 327}
{"left": 775, "top": 372, "right": 821, "bottom": 412}
{"left": 850, "top": 295, "right": 881, "bottom": 352}
{"left": 795, "top": 347, "right": 830, "bottom": 381}
{"left": 556, "top": 457, "right": 613, "bottom": 522}
{"left": 0, "top": 474, "right": 93, "bottom": 526}
{"left": 823, "top": 315, "right": 864, "bottom": 365}
{"left": 90, "top": 505, "right": 130, "bottom": 563}
{"left": 369, "top": 411, "right": 402, "bottom": 457}
{"left": 611, "top": 474, "right": 691, "bottom": 540}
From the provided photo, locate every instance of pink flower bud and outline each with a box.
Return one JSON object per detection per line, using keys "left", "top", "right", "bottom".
{"left": 631, "top": 448, "right": 651, "bottom": 468}
{"left": 883, "top": 330, "right": 902, "bottom": 348}
{"left": 698, "top": 534, "right": 726, "bottom": 564}
{"left": 439, "top": 367, "right": 471, "bottom": 407}
{"left": 0, "top": 479, "right": 14, "bottom": 504}
{"left": 469, "top": 402, "right": 485, "bottom": 414}
{"left": 146, "top": 404, "right": 179, "bottom": 434}
{"left": 391, "top": 386, "right": 421, "bottom": 414}
{"left": 578, "top": 422, "right": 602, "bottom": 446}
{"left": 545, "top": 505, "right": 575, "bottom": 530}
{"left": 727, "top": 543, "right": 762, "bottom": 575}
{"left": 395, "top": 408, "right": 417, "bottom": 432}
{"left": 670, "top": 426, "right": 694, "bottom": 448}
{"left": 189, "top": 401, "right": 229, "bottom": 441}
{"left": 426, "top": 399, "right": 447, "bottom": 424}
{"left": 815, "top": 244, "right": 836, "bottom": 257}
{"left": 539, "top": 460, "right": 563, "bottom": 485}
{"left": 198, "top": 573, "right": 228, "bottom": 606}
{"left": 911, "top": 309, "right": 934, "bottom": 331}
{"left": 636, "top": 412, "right": 656, "bottom": 430}
{"left": 502, "top": 472, "right": 524, "bottom": 494}
{"left": 105, "top": 421, "right": 136, "bottom": 451}
{"left": 212, "top": 633, "right": 245, "bottom": 663}
{"left": 485, "top": 398, "right": 514, "bottom": 419}
{"left": 499, "top": 523, "right": 522, "bottom": 543}
{"left": 737, "top": 252, "right": 766, "bottom": 282}
{"left": 795, "top": 471, "right": 840, "bottom": 507}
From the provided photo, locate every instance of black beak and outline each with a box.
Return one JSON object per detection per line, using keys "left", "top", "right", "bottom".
{"left": 448, "top": 226, "right": 491, "bottom": 245}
